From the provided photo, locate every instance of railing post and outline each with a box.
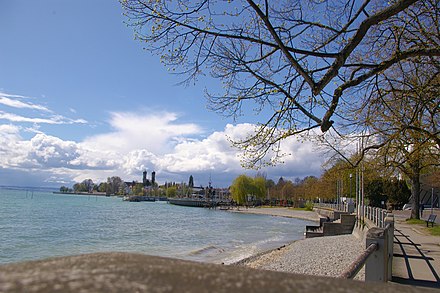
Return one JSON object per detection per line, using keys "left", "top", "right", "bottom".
{"left": 377, "top": 208, "right": 380, "bottom": 226}
{"left": 375, "top": 208, "right": 378, "bottom": 225}
{"left": 376, "top": 208, "right": 379, "bottom": 226}
{"left": 375, "top": 208, "right": 378, "bottom": 226}
{"left": 365, "top": 227, "right": 388, "bottom": 282}
{"left": 384, "top": 214, "right": 394, "bottom": 281}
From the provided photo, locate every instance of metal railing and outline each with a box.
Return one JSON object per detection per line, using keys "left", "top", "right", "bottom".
{"left": 314, "top": 202, "right": 348, "bottom": 212}
{"left": 314, "top": 203, "right": 388, "bottom": 228}
{"left": 359, "top": 205, "right": 388, "bottom": 228}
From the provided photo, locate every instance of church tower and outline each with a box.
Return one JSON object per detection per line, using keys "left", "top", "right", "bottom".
{"left": 151, "top": 171, "right": 156, "bottom": 186}
{"left": 143, "top": 170, "right": 147, "bottom": 186}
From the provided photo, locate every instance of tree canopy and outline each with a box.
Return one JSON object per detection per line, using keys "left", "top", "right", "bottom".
{"left": 230, "top": 174, "right": 266, "bottom": 204}
{"left": 121, "top": 0, "right": 440, "bottom": 167}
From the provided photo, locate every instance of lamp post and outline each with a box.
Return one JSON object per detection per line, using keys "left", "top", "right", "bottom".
{"left": 349, "top": 173, "right": 353, "bottom": 213}
{"left": 349, "top": 173, "right": 353, "bottom": 198}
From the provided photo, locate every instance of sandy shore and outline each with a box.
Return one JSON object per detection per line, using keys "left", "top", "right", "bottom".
{"left": 230, "top": 207, "right": 365, "bottom": 280}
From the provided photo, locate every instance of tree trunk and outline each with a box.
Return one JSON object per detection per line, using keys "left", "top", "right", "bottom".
{"left": 410, "top": 160, "right": 421, "bottom": 220}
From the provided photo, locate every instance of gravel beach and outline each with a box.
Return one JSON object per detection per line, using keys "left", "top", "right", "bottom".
{"left": 228, "top": 207, "right": 320, "bottom": 222}
{"left": 231, "top": 207, "right": 365, "bottom": 280}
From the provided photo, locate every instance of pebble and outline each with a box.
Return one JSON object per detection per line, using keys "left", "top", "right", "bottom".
{"left": 239, "top": 234, "right": 365, "bottom": 280}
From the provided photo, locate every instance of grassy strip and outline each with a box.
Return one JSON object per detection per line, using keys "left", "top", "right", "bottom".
{"left": 405, "top": 219, "right": 425, "bottom": 225}
{"left": 428, "top": 226, "right": 440, "bottom": 236}
{"left": 405, "top": 218, "right": 440, "bottom": 236}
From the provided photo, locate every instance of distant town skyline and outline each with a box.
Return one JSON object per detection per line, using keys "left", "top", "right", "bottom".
{"left": 0, "top": 1, "right": 327, "bottom": 188}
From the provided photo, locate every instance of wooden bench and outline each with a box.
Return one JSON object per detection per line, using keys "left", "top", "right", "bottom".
{"left": 426, "top": 214, "right": 437, "bottom": 227}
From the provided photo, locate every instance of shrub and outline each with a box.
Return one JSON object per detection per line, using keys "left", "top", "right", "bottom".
{"left": 304, "top": 201, "right": 314, "bottom": 211}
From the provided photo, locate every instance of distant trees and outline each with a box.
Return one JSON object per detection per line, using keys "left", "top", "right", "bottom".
{"left": 132, "top": 183, "right": 144, "bottom": 196}
{"left": 73, "top": 179, "right": 95, "bottom": 193}
{"left": 265, "top": 175, "right": 333, "bottom": 205}
{"left": 253, "top": 176, "right": 267, "bottom": 199}
{"left": 166, "top": 186, "right": 177, "bottom": 198}
{"left": 98, "top": 182, "right": 108, "bottom": 193}
{"left": 230, "top": 175, "right": 254, "bottom": 205}
{"left": 230, "top": 175, "right": 266, "bottom": 205}
{"left": 59, "top": 186, "right": 70, "bottom": 193}
{"left": 280, "top": 181, "right": 295, "bottom": 201}
{"left": 188, "top": 175, "right": 194, "bottom": 188}
{"left": 83, "top": 179, "right": 94, "bottom": 192}
{"left": 387, "top": 180, "right": 412, "bottom": 210}
{"left": 365, "top": 178, "right": 411, "bottom": 209}
{"left": 106, "top": 176, "right": 125, "bottom": 195}
{"left": 365, "top": 179, "right": 388, "bottom": 208}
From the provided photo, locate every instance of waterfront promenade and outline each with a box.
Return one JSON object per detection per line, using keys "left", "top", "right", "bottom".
{"left": 392, "top": 210, "right": 440, "bottom": 289}
{"left": 234, "top": 207, "right": 440, "bottom": 288}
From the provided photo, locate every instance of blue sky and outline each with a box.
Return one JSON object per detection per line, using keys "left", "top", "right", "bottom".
{"left": 0, "top": 0, "right": 326, "bottom": 188}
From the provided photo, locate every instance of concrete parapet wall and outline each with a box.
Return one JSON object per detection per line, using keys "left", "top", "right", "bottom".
{"left": 306, "top": 214, "right": 356, "bottom": 238}
{"left": 0, "top": 252, "right": 433, "bottom": 293}
{"left": 313, "top": 207, "right": 334, "bottom": 219}
{"left": 322, "top": 214, "right": 355, "bottom": 236}
{"left": 313, "top": 207, "right": 351, "bottom": 221}
{"left": 340, "top": 214, "right": 355, "bottom": 226}
{"left": 322, "top": 222, "right": 344, "bottom": 236}
{"left": 333, "top": 211, "right": 350, "bottom": 221}
{"left": 352, "top": 223, "right": 368, "bottom": 243}
{"left": 305, "top": 231, "right": 325, "bottom": 238}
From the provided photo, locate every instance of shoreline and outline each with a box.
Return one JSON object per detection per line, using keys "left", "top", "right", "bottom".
{"left": 227, "top": 206, "right": 321, "bottom": 222}
{"left": 53, "top": 191, "right": 109, "bottom": 196}
{"left": 229, "top": 207, "right": 365, "bottom": 280}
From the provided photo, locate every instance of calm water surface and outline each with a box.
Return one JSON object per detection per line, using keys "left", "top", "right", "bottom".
{"left": 0, "top": 188, "right": 311, "bottom": 264}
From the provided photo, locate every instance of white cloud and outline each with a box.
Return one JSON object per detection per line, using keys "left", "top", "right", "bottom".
{"left": 0, "top": 110, "right": 327, "bottom": 187}
{"left": 28, "top": 133, "right": 80, "bottom": 167}
{"left": 158, "top": 123, "right": 324, "bottom": 183}
{"left": 0, "top": 92, "right": 50, "bottom": 112}
{"left": 0, "top": 91, "right": 87, "bottom": 125}
{"left": 82, "top": 111, "right": 201, "bottom": 155}
{"left": 0, "top": 111, "right": 87, "bottom": 125}
{"left": 0, "top": 124, "right": 32, "bottom": 168}
{"left": 159, "top": 123, "right": 248, "bottom": 173}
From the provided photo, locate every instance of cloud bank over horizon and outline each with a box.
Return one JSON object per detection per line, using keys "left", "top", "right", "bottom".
{"left": 0, "top": 91, "right": 326, "bottom": 188}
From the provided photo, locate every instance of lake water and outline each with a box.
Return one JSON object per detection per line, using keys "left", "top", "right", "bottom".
{"left": 0, "top": 188, "right": 311, "bottom": 265}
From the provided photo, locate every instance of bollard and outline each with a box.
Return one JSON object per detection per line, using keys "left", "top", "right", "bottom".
{"left": 365, "top": 227, "right": 388, "bottom": 282}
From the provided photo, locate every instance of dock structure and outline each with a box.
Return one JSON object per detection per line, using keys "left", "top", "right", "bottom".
{"left": 168, "top": 198, "right": 207, "bottom": 207}
{"left": 168, "top": 198, "right": 230, "bottom": 208}
{"left": 123, "top": 196, "right": 156, "bottom": 202}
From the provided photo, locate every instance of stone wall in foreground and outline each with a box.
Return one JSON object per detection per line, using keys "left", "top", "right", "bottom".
{"left": 0, "top": 252, "right": 436, "bottom": 293}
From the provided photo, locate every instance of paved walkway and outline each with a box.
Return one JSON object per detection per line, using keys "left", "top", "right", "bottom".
{"left": 392, "top": 211, "right": 440, "bottom": 289}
